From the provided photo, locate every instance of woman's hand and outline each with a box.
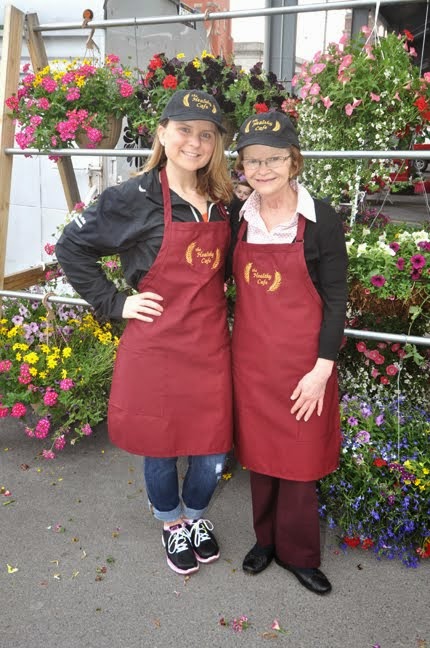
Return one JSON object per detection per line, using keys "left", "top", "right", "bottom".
{"left": 290, "top": 359, "right": 334, "bottom": 422}
{"left": 122, "top": 292, "right": 164, "bottom": 322}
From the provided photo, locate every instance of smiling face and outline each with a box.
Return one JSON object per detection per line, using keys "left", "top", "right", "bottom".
{"left": 158, "top": 119, "right": 217, "bottom": 175}
{"left": 241, "top": 144, "right": 293, "bottom": 199}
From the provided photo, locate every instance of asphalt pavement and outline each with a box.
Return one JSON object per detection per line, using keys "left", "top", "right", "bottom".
{"left": 1, "top": 417, "right": 429, "bottom": 648}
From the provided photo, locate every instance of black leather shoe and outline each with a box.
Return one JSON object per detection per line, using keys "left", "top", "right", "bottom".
{"left": 275, "top": 556, "right": 332, "bottom": 595}
{"left": 243, "top": 544, "right": 275, "bottom": 575}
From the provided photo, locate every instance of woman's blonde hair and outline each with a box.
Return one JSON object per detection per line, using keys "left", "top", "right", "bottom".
{"left": 142, "top": 120, "right": 233, "bottom": 204}
{"left": 235, "top": 145, "right": 304, "bottom": 180}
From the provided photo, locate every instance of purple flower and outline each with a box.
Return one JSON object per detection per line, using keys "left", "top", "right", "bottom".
{"left": 417, "top": 240, "right": 430, "bottom": 251}
{"left": 355, "top": 430, "right": 370, "bottom": 444}
{"left": 12, "top": 315, "right": 24, "bottom": 325}
{"left": 389, "top": 242, "right": 400, "bottom": 253}
{"left": 375, "top": 414, "right": 384, "bottom": 426}
{"left": 396, "top": 257, "right": 405, "bottom": 270}
{"left": 370, "top": 274, "right": 386, "bottom": 287}
{"left": 410, "top": 254, "right": 426, "bottom": 269}
{"left": 348, "top": 416, "right": 358, "bottom": 426}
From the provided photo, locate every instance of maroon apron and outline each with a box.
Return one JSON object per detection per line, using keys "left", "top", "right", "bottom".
{"left": 232, "top": 215, "right": 341, "bottom": 481}
{"left": 108, "top": 168, "right": 232, "bottom": 456}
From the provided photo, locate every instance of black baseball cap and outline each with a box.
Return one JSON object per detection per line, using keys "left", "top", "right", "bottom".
{"left": 236, "top": 112, "right": 300, "bottom": 151}
{"left": 160, "top": 89, "right": 226, "bottom": 133}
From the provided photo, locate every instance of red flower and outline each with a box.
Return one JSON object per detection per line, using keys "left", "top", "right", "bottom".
{"left": 373, "top": 458, "right": 387, "bottom": 467}
{"left": 254, "top": 102, "right": 269, "bottom": 113}
{"left": 148, "top": 55, "right": 163, "bottom": 71}
{"left": 361, "top": 538, "right": 374, "bottom": 550}
{"left": 385, "top": 364, "right": 398, "bottom": 376}
{"left": 356, "top": 341, "right": 367, "bottom": 353}
{"left": 403, "top": 29, "right": 414, "bottom": 41}
{"left": 162, "top": 75, "right": 178, "bottom": 90}
{"left": 343, "top": 536, "right": 360, "bottom": 548}
{"left": 380, "top": 376, "right": 390, "bottom": 385}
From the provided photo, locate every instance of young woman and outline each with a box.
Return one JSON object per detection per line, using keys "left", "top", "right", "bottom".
{"left": 230, "top": 112, "right": 348, "bottom": 595}
{"left": 56, "top": 90, "right": 233, "bottom": 576}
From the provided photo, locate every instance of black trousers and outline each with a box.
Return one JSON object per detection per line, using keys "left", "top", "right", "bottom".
{"left": 250, "top": 471, "right": 321, "bottom": 568}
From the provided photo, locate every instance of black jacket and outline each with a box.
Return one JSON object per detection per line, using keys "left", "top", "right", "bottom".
{"left": 55, "top": 168, "right": 224, "bottom": 320}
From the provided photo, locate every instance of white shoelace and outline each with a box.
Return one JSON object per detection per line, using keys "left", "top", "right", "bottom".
{"left": 167, "top": 527, "right": 191, "bottom": 555}
{"left": 189, "top": 519, "right": 214, "bottom": 547}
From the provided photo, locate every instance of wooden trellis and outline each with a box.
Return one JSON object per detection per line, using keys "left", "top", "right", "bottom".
{"left": 0, "top": 6, "right": 81, "bottom": 291}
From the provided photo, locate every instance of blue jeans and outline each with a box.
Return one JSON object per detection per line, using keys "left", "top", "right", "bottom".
{"left": 143, "top": 454, "right": 226, "bottom": 522}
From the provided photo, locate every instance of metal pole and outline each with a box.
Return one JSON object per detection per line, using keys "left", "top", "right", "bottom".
{"left": 33, "top": 0, "right": 423, "bottom": 31}
{"left": 5, "top": 149, "right": 430, "bottom": 160}
{"left": 1, "top": 290, "right": 429, "bottom": 346}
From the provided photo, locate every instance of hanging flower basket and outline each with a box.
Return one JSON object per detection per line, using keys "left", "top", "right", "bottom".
{"left": 75, "top": 115, "right": 123, "bottom": 149}
{"left": 348, "top": 279, "right": 429, "bottom": 320}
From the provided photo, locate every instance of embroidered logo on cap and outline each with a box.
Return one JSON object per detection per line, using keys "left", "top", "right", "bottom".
{"left": 244, "top": 118, "right": 281, "bottom": 134}
{"left": 183, "top": 92, "right": 218, "bottom": 115}
{"left": 185, "top": 241, "right": 221, "bottom": 270}
{"left": 243, "top": 262, "right": 282, "bottom": 292}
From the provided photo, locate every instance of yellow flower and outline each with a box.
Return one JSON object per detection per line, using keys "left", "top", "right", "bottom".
{"left": 403, "top": 460, "right": 412, "bottom": 469}
{"left": 75, "top": 76, "right": 86, "bottom": 88}
{"left": 201, "top": 49, "right": 214, "bottom": 59}
{"left": 40, "top": 344, "right": 50, "bottom": 354}
{"left": 7, "top": 326, "right": 22, "bottom": 338}
{"left": 222, "top": 472, "right": 232, "bottom": 481}
{"left": 414, "top": 479, "right": 421, "bottom": 486}
{"left": 47, "top": 356, "right": 58, "bottom": 369}
{"left": 61, "top": 369, "right": 67, "bottom": 379}
{"left": 62, "top": 347, "right": 72, "bottom": 358}
{"left": 12, "top": 343, "right": 29, "bottom": 351}
{"left": 29, "top": 367, "right": 38, "bottom": 377}
{"left": 192, "top": 58, "right": 201, "bottom": 69}
{"left": 23, "top": 352, "right": 39, "bottom": 365}
{"left": 176, "top": 53, "right": 185, "bottom": 59}
{"left": 15, "top": 352, "right": 22, "bottom": 361}
{"left": 423, "top": 468, "right": 429, "bottom": 475}
{"left": 39, "top": 371, "right": 47, "bottom": 379}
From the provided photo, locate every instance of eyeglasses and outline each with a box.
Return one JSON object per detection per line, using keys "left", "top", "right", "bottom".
{"left": 242, "top": 155, "right": 291, "bottom": 171}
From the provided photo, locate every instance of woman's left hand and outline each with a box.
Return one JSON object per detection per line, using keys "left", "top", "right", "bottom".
{"left": 290, "top": 359, "right": 334, "bottom": 422}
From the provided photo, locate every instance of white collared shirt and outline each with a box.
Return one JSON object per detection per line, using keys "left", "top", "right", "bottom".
{"left": 240, "top": 180, "right": 316, "bottom": 244}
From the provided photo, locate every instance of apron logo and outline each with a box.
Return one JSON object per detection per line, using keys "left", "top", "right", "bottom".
{"left": 243, "top": 262, "right": 282, "bottom": 292}
{"left": 185, "top": 241, "right": 221, "bottom": 270}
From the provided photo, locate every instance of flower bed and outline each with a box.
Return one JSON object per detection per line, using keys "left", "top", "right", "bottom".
{"left": 0, "top": 295, "right": 121, "bottom": 457}
{"left": 319, "top": 394, "right": 430, "bottom": 567}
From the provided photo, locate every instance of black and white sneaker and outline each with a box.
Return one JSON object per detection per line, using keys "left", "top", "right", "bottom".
{"left": 162, "top": 524, "right": 199, "bottom": 575}
{"left": 186, "top": 519, "right": 220, "bottom": 563}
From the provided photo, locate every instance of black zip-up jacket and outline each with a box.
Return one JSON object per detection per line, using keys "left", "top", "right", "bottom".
{"left": 55, "top": 168, "right": 224, "bottom": 320}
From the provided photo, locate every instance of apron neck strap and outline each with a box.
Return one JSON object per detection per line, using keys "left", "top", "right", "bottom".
{"left": 160, "top": 167, "right": 172, "bottom": 228}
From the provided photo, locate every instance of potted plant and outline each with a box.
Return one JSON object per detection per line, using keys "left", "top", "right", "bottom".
{"left": 5, "top": 54, "right": 142, "bottom": 157}
{"left": 293, "top": 28, "right": 429, "bottom": 216}
{"left": 123, "top": 50, "right": 293, "bottom": 153}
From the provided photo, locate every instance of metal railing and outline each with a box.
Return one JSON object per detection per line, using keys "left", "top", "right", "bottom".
{"left": 1, "top": 290, "right": 429, "bottom": 347}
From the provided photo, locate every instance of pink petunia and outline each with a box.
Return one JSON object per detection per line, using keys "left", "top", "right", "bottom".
{"left": 42, "top": 449, "right": 56, "bottom": 460}
{"left": 396, "top": 257, "right": 405, "bottom": 270}
{"left": 370, "top": 274, "right": 386, "bottom": 287}
{"left": 410, "top": 254, "right": 426, "bottom": 269}
{"left": 370, "top": 92, "right": 380, "bottom": 102}
{"left": 386, "top": 364, "right": 398, "bottom": 376}
{"left": 322, "top": 96, "right": 333, "bottom": 109}
{"left": 389, "top": 242, "right": 400, "bottom": 253}
{"left": 310, "top": 63, "right": 326, "bottom": 75}
{"left": 356, "top": 341, "right": 367, "bottom": 353}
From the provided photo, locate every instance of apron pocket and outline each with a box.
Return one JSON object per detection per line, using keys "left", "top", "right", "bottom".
{"left": 109, "top": 343, "right": 166, "bottom": 417}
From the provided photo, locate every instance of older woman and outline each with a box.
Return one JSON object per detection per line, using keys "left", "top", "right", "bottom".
{"left": 231, "top": 112, "right": 348, "bottom": 594}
